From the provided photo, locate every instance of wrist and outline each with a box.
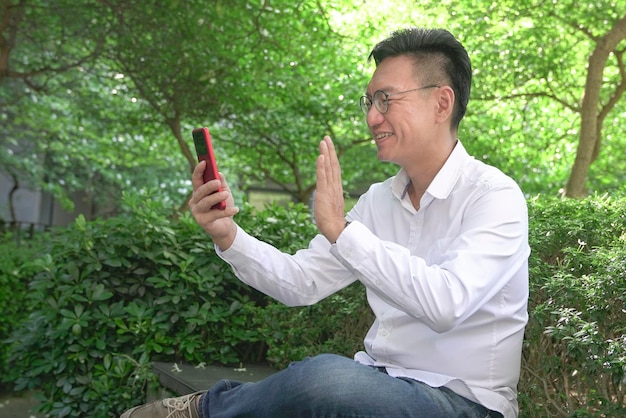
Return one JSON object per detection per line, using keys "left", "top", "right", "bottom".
{"left": 330, "top": 220, "right": 350, "bottom": 244}
{"left": 212, "top": 223, "right": 238, "bottom": 251}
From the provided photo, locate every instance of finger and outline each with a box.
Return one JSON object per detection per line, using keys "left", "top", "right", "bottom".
{"left": 316, "top": 154, "right": 326, "bottom": 192}
{"left": 218, "top": 172, "right": 232, "bottom": 193}
{"left": 323, "top": 136, "right": 336, "bottom": 162}
{"left": 322, "top": 136, "right": 341, "bottom": 184}
{"left": 317, "top": 139, "right": 332, "bottom": 190}
{"left": 192, "top": 161, "right": 206, "bottom": 190}
{"left": 203, "top": 190, "right": 229, "bottom": 210}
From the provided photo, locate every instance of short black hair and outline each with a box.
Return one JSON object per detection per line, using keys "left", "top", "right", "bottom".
{"left": 369, "top": 28, "right": 472, "bottom": 131}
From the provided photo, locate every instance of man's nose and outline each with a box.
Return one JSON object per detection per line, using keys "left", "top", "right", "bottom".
{"left": 366, "top": 106, "right": 385, "bottom": 128}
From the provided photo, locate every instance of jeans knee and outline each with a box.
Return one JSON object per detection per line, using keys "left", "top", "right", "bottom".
{"left": 287, "top": 354, "right": 379, "bottom": 402}
{"left": 289, "top": 354, "right": 357, "bottom": 383}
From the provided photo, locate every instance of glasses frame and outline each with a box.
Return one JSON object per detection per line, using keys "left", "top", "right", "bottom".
{"left": 359, "top": 85, "right": 440, "bottom": 115}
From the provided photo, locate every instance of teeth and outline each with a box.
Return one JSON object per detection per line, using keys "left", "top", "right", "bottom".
{"left": 375, "top": 133, "right": 392, "bottom": 140}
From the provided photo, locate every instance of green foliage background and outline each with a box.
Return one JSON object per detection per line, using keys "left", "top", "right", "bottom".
{"left": 2, "top": 1, "right": 625, "bottom": 212}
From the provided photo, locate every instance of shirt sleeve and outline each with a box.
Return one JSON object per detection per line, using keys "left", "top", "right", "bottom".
{"left": 217, "top": 225, "right": 357, "bottom": 306}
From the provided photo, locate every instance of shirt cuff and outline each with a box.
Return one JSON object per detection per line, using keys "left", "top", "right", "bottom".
{"left": 330, "top": 220, "right": 364, "bottom": 271}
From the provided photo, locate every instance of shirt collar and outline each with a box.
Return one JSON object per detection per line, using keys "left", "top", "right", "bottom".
{"left": 391, "top": 140, "right": 472, "bottom": 201}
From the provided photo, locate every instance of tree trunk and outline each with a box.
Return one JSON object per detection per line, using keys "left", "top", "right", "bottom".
{"left": 8, "top": 172, "right": 18, "bottom": 222}
{"left": 166, "top": 115, "right": 197, "bottom": 214}
{"left": 564, "top": 14, "right": 626, "bottom": 198}
{"left": 167, "top": 115, "right": 197, "bottom": 173}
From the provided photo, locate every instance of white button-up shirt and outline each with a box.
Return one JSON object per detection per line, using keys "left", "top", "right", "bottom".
{"left": 218, "top": 141, "right": 529, "bottom": 418}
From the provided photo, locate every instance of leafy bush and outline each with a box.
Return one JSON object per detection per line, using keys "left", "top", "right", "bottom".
{"left": 0, "top": 236, "right": 43, "bottom": 391}
{"left": 4, "top": 192, "right": 625, "bottom": 417}
{"left": 520, "top": 195, "right": 626, "bottom": 417}
{"left": 4, "top": 193, "right": 287, "bottom": 417}
{"left": 252, "top": 282, "right": 372, "bottom": 369}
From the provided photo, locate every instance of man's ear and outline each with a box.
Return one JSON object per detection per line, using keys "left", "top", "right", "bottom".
{"left": 435, "top": 86, "right": 455, "bottom": 124}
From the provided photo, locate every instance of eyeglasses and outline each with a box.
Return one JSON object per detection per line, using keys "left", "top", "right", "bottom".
{"left": 359, "top": 85, "right": 440, "bottom": 115}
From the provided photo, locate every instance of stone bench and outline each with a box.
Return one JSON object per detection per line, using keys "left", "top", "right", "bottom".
{"left": 152, "top": 362, "right": 277, "bottom": 396}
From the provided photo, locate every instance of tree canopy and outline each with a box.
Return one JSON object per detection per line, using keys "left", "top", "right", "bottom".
{"left": 1, "top": 0, "right": 625, "bottom": 220}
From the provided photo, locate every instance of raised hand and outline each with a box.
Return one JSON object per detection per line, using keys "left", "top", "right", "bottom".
{"left": 314, "top": 136, "right": 346, "bottom": 243}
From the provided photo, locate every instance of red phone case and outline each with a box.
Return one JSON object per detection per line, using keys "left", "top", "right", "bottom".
{"left": 192, "top": 127, "right": 226, "bottom": 210}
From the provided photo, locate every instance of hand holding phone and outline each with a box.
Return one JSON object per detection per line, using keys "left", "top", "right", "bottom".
{"left": 192, "top": 127, "right": 226, "bottom": 210}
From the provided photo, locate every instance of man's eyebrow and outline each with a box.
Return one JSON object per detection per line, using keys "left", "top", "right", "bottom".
{"left": 366, "top": 85, "right": 396, "bottom": 95}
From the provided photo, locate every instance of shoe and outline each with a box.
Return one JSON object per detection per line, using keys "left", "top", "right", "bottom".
{"left": 120, "top": 391, "right": 204, "bottom": 418}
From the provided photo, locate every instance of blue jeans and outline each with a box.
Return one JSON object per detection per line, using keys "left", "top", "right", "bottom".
{"left": 197, "top": 354, "right": 503, "bottom": 418}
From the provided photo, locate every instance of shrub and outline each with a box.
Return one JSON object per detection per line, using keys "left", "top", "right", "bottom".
{"left": 0, "top": 236, "right": 43, "bottom": 391}
{"left": 4, "top": 193, "right": 277, "bottom": 417}
{"left": 4, "top": 192, "right": 625, "bottom": 417}
{"left": 520, "top": 194, "right": 626, "bottom": 417}
{"left": 251, "top": 281, "right": 372, "bottom": 369}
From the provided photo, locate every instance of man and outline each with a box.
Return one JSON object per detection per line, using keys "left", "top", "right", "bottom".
{"left": 121, "top": 27, "right": 529, "bottom": 418}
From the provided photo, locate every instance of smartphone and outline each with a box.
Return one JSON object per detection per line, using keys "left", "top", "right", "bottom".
{"left": 192, "top": 127, "right": 226, "bottom": 210}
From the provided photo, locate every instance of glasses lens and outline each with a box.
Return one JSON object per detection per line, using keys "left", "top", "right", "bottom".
{"left": 359, "top": 96, "right": 371, "bottom": 115}
{"left": 373, "top": 91, "right": 388, "bottom": 114}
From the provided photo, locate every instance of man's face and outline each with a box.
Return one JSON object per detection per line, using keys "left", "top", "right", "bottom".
{"left": 364, "top": 55, "right": 440, "bottom": 167}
